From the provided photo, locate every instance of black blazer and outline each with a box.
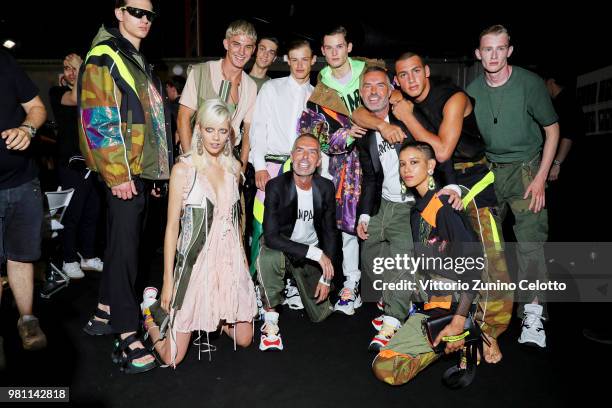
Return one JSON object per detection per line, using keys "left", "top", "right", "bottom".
{"left": 356, "top": 114, "right": 414, "bottom": 218}
{"left": 263, "top": 172, "right": 340, "bottom": 264}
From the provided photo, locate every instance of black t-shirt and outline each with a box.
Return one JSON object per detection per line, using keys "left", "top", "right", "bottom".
{"left": 49, "top": 85, "right": 80, "bottom": 165}
{"left": 411, "top": 82, "right": 496, "bottom": 207}
{"left": 413, "top": 82, "right": 486, "bottom": 163}
{"left": 0, "top": 50, "right": 39, "bottom": 189}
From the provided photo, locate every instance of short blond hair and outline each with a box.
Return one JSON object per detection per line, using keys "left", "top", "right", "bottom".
{"left": 479, "top": 24, "right": 511, "bottom": 43}
{"left": 225, "top": 20, "right": 257, "bottom": 41}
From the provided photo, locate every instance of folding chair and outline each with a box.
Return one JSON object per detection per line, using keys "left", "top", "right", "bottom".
{"left": 39, "top": 187, "right": 75, "bottom": 299}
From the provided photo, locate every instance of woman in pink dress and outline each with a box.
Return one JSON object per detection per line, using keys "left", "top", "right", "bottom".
{"left": 143, "top": 99, "right": 256, "bottom": 367}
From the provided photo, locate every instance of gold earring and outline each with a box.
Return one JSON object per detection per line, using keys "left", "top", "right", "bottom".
{"left": 223, "top": 140, "right": 231, "bottom": 156}
{"left": 428, "top": 174, "right": 436, "bottom": 190}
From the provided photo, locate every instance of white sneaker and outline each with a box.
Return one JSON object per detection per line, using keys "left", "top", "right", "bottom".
{"left": 141, "top": 287, "right": 158, "bottom": 312}
{"left": 62, "top": 262, "right": 84, "bottom": 279}
{"left": 372, "top": 314, "right": 384, "bottom": 331}
{"left": 334, "top": 287, "right": 362, "bottom": 315}
{"left": 282, "top": 281, "right": 304, "bottom": 310}
{"left": 369, "top": 316, "right": 401, "bottom": 352}
{"left": 518, "top": 304, "right": 546, "bottom": 348}
{"left": 260, "top": 312, "right": 283, "bottom": 351}
{"left": 81, "top": 257, "right": 103, "bottom": 272}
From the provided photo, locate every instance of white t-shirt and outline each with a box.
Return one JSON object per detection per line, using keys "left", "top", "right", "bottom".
{"left": 249, "top": 75, "right": 313, "bottom": 171}
{"left": 377, "top": 117, "right": 410, "bottom": 204}
{"left": 290, "top": 186, "right": 322, "bottom": 261}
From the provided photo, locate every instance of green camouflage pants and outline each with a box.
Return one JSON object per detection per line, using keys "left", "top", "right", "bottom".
{"left": 360, "top": 199, "right": 415, "bottom": 321}
{"left": 372, "top": 313, "right": 439, "bottom": 385}
{"left": 491, "top": 155, "right": 548, "bottom": 316}
{"left": 256, "top": 245, "right": 333, "bottom": 323}
{"left": 466, "top": 204, "right": 514, "bottom": 339}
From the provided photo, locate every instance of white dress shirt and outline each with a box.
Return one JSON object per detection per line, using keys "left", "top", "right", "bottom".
{"left": 249, "top": 75, "right": 313, "bottom": 171}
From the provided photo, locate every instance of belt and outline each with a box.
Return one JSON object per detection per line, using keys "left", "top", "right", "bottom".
{"left": 265, "top": 154, "right": 290, "bottom": 164}
{"left": 454, "top": 157, "right": 488, "bottom": 171}
{"left": 490, "top": 153, "right": 541, "bottom": 169}
{"left": 490, "top": 161, "right": 520, "bottom": 168}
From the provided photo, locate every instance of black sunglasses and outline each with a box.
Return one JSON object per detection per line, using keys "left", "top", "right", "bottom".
{"left": 120, "top": 6, "right": 157, "bottom": 22}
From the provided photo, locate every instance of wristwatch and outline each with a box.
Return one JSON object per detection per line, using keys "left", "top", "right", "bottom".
{"left": 19, "top": 123, "right": 37, "bottom": 138}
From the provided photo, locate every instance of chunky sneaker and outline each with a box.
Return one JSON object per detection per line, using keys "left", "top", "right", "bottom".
{"left": 369, "top": 316, "right": 401, "bottom": 352}
{"left": 373, "top": 304, "right": 416, "bottom": 330}
{"left": 81, "top": 257, "right": 104, "bottom": 272}
{"left": 17, "top": 316, "right": 47, "bottom": 351}
{"left": 260, "top": 312, "right": 283, "bottom": 351}
{"left": 62, "top": 261, "right": 84, "bottom": 279}
{"left": 372, "top": 315, "right": 384, "bottom": 331}
{"left": 282, "top": 280, "right": 304, "bottom": 310}
{"left": 141, "top": 287, "right": 158, "bottom": 311}
{"left": 376, "top": 298, "right": 385, "bottom": 312}
{"left": 518, "top": 304, "right": 546, "bottom": 348}
{"left": 334, "top": 287, "right": 363, "bottom": 315}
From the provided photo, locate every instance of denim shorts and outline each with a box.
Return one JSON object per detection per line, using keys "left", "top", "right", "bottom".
{"left": 0, "top": 178, "right": 43, "bottom": 263}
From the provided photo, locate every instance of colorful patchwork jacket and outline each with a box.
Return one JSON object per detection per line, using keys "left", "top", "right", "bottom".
{"left": 298, "top": 57, "right": 385, "bottom": 234}
{"left": 78, "top": 26, "right": 172, "bottom": 187}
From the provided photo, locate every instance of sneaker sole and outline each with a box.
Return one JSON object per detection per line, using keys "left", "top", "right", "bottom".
{"left": 80, "top": 266, "right": 103, "bottom": 272}
{"left": 518, "top": 338, "right": 546, "bottom": 348}
{"left": 259, "top": 346, "right": 283, "bottom": 351}
{"left": 334, "top": 305, "right": 356, "bottom": 315}
{"left": 259, "top": 342, "right": 283, "bottom": 351}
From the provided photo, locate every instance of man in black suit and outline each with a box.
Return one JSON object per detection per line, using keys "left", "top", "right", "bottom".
{"left": 257, "top": 133, "right": 340, "bottom": 351}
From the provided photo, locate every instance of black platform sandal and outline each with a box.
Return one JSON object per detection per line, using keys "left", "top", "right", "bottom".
{"left": 112, "top": 333, "right": 158, "bottom": 374}
{"left": 83, "top": 307, "right": 112, "bottom": 336}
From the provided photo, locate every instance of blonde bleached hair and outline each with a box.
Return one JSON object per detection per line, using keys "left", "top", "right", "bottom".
{"left": 190, "top": 99, "right": 241, "bottom": 177}
{"left": 479, "top": 24, "right": 511, "bottom": 43}
{"left": 225, "top": 20, "right": 257, "bottom": 42}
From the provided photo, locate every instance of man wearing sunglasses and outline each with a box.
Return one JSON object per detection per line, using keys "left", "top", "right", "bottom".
{"left": 78, "top": 0, "right": 172, "bottom": 374}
